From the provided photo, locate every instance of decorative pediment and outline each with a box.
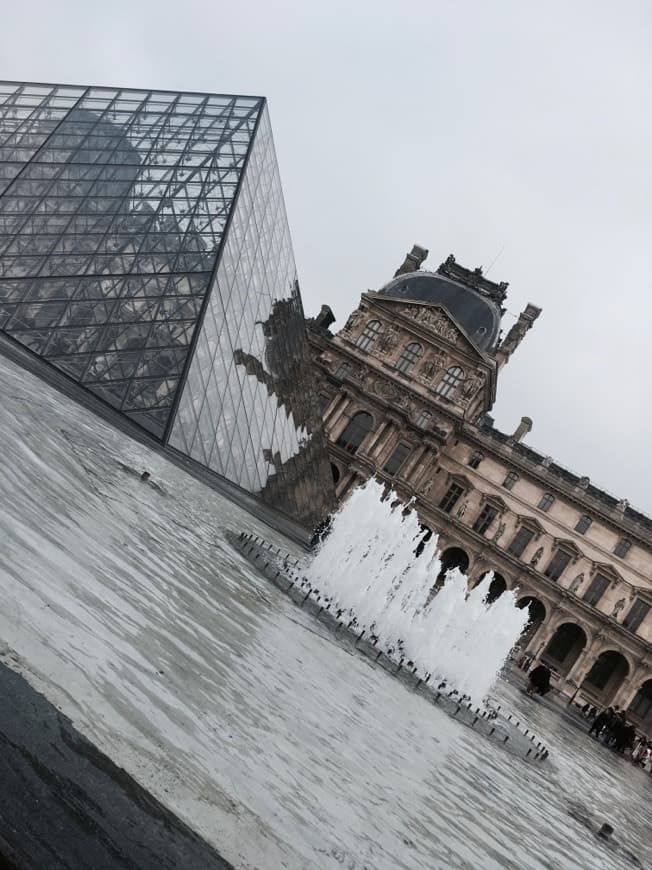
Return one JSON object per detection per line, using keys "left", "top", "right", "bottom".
{"left": 552, "top": 538, "right": 584, "bottom": 561}
{"left": 515, "top": 514, "right": 546, "bottom": 538}
{"left": 375, "top": 298, "right": 485, "bottom": 357}
{"left": 447, "top": 472, "right": 473, "bottom": 491}
{"left": 590, "top": 562, "right": 625, "bottom": 585}
{"left": 480, "top": 492, "right": 508, "bottom": 513}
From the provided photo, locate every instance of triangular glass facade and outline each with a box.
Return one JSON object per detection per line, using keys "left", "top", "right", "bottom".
{"left": 0, "top": 82, "right": 335, "bottom": 525}
{"left": 0, "top": 83, "right": 260, "bottom": 436}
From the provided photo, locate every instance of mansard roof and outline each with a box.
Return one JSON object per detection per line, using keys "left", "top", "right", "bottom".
{"left": 376, "top": 268, "right": 503, "bottom": 353}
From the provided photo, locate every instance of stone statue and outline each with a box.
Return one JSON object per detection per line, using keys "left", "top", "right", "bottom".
{"left": 376, "top": 324, "right": 399, "bottom": 354}
{"left": 616, "top": 499, "right": 629, "bottom": 513}
{"left": 456, "top": 501, "right": 468, "bottom": 520}
{"left": 611, "top": 598, "right": 626, "bottom": 618}
{"left": 530, "top": 547, "right": 544, "bottom": 567}
{"left": 343, "top": 309, "right": 362, "bottom": 333}
{"left": 420, "top": 479, "right": 433, "bottom": 497}
{"left": 419, "top": 358, "right": 439, "bottom": 379}
{"left": 462, "top": 370, "right": 485, "bottom": 399}
{"left": 569, "top": 573, "right": 584, "bottom": 594}
{"left": 492, "top": 522, "right": 506, "bottom": 544}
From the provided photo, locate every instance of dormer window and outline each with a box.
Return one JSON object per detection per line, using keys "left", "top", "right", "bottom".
{"left": 538, "top": 493, "right": 555, "bottom": 512}
{"left": 435, "top": 366, "right": 464, "bottom": 398}
{"left": 356, "top": 319, "right": 382, "bottom": 351}
{"left": 503, "top": 471, "right": 519, "bottom": 491}
{"left": 395, "top": 342, "right": 423, "bottom": 374}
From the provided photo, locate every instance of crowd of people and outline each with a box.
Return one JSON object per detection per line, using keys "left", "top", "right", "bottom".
{"left": 582, "top": 704, "right": 652, "bottom": 771}
{"left": 514, "top": 656, "right": 651, "bottom": 773}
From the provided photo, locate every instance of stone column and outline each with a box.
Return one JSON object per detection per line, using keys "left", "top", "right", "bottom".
{"left": 400, "top": 444, "right": 429, "bottom": 483}
{"left": 336, "top": 470, "right": 358, "bottom": 499}
{"left": 364, "top": 419, "right": 392, "bottom": 456}
{"left": 611, "top": 677, "right": 634, "bottom": 711}
{"left": 322, "top": 392, "right": 348, "bottom": 427}
{"left": 324, "top": 394, "right": 351, "bottom": 436}
{"left": 411, "top": 451, "right": 438, "bottom": 494}
{"left": 367, "top": 417, "right": 398, "bottom": 460}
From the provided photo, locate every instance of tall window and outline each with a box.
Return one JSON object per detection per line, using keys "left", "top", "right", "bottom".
{"left": 544, "top": 550, "right": 571, "bottom": 581}
{"left": 614, "top": 538, "right": 631, "bottom": 559}
{"left": 335, "top": 362, "right": 350, "bottom": 379}
{"left": 335, "top": 411, "right": 374, "bottom": 454}
{"left": 468, "top": 451, "right": 484, "bottom": 470}
{"left": 507, "top": 527, "right": 534, "bottom": 557}
{"left": 622, "top": 599, "right": 650, "bottom": 634}
{"left": 538, "top": 493, "right": 555, "bottom": 512}
{"left": 435, "top": 366, "right": 464, "bottom": 398}
{"left": 575, "top": 515, "right": 592, "bottom": 535}
{"left": 502, "top": 471, "right": 519, "bottom": 491}
{"left": 439, "top": 483, "right": 465, "bottom": 514}
{"left": 383, "top": 443, "right": 411, "bottom": 476}
{"left": 395, "top": 342, "right": 423, "bottom": 374}
{"left": 415, "top": 410, "right": 432, "bottom": 429}
{"left": 356, "top": 319, "right": 382, "bottom": 351}
{"left": 473, "top": 504, "right": 497, "bottom": 535}
{"left": 582, "top": 574, "right": 609, "bottom": 606}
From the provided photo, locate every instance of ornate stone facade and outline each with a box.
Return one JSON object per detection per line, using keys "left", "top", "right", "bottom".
{"left": 307, "top": 250, "right": 652, "bottom": 734}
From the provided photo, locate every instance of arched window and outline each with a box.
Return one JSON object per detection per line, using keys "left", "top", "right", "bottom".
{"left": 502, "top": 471, "right": 519, "bottom": 491}
{"left": 435, "top": 366, "right": 464, "bottom": 397}
{"left": 538, "top": 492, "right": 555, "bottom": 512}
{"left": 336, "top": 411, "right": 374, "bottom": 454}
{"left": 395, "top": 342, "right": 423, "bottom": 374}
{"left": 356, "top": 319, "right": 382, "bottom": 351}
{"left": 575, "top": 515, "right": 592, "bottom": 535}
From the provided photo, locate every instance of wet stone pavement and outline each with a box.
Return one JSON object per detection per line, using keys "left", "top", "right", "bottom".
{"left": 0, "top": 662, "right": 232, "bottom": 870}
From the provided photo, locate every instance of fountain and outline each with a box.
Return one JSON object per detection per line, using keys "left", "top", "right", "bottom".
{"left": 231, "top": 478, "right": 547, "bottom": 760}
{"left": 306, "top": 479, "right": 529, "bottom": 703}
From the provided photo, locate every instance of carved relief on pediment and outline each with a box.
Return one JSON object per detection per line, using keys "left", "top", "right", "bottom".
{"left": 397, "top": 304, "right": 459, "bottom": 344}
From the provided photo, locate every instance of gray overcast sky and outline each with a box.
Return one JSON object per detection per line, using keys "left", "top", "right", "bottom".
{"left": 3, "top": 1, "right": 652, "bottom": 512}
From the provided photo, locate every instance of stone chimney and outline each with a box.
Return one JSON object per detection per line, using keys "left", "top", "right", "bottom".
{"left": 498, "top": 304, "right": 542, "bottom": 363}
{"left": 512, "top": 416, "right": 532, "bottom": 443}
{"left": 394, "top": 244, "right": 429, "bottom": 277}
{"left": 313, "top": 304, "right": 335, "bottom": 331}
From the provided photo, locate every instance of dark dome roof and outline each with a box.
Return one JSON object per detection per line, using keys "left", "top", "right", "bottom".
{"left": 378, "top": 272, "right": 502, "bottom": 351}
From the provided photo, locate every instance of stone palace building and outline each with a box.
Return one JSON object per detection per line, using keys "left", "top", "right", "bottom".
{"left": 307, "top": 247, "right": 652, "bottom": 733}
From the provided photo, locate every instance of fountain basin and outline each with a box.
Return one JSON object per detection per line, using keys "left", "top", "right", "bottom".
{"left": 229, "top": 531, "right": 550, "bottom": 763}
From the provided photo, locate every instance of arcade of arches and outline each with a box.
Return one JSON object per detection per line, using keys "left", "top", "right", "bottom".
{"left": 426, "top": 544, "right": 651, "bottom": 727}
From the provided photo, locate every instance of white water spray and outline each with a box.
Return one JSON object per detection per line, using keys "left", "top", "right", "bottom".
{"left": 305, "top": 479, "right": 528, "bottom": 702}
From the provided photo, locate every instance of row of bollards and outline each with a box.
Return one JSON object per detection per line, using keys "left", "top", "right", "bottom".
{"left": 233, "top": 531, "right": 550, "bottom": 762}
